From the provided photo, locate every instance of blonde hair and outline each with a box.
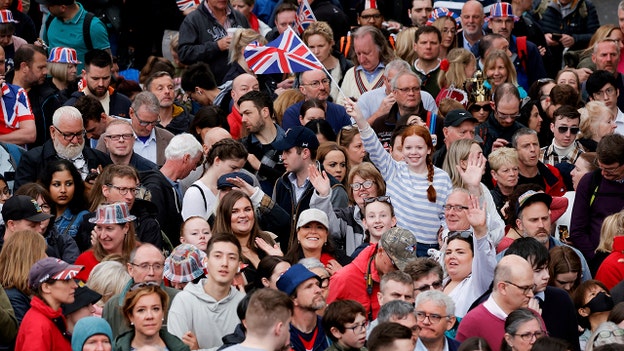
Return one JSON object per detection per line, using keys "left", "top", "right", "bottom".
{"left": 488, "top": 147, "right": 519, "bottom": 172}
{"left": 302, "top": 21, "right": 334, "bottom": 46}
{"left": 596, "top": 210, "right": 624, "bottom": 253}
{"left": 583, "top": 24, "right": 621, "bottom": 57}
{"left": 394, "top": 27, "right": 418, "bottom": 64}
{"left": 0, "top": 230, "right": 47, "bottom": 294}
{"left": 87, "top": 260, "right": 131, "bottom": 304}
{"left": 443, "top": 139, "right": 480, "bottom": 188}
{"left": 437, "top": 48, "right": 475, "bottom": 89}
{"left": 47, "top": 61, "right": 72, "bottom": 82}
{"left": 229, "top": 29, "right": 267, "bottom": 65}
{"left": 274, "top": 89, "right": 305, "bottom": 125}
{"left": 579, "top": 101, "right": 614, "bottom": 140}
{"left": 484, "top": 50, "right": 518, "bottom": 87}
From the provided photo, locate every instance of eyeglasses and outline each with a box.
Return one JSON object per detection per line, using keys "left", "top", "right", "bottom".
{"left": 134, "top": 110, "right": 161, "bottom": 127}
{"left": 360, "top": 13, "right": 382, "bottom": 19}
{"left": 593, "top": 87, "right": 617, "bottom": 99}
{"left": 556, "top": 126, "right": 580, "bottom": 134}
{"left": 513, "top": 331, "right": 545, "bottom": 341}
{"left": 129, "top": 281, "right": 160, "bottom": 291}
{"left": 469, "top": 104, "right": 492, "bottom": 113}
{"left": 363, "top": 196, "right": 391, "bottom": 204}
{"left": 318, "top": 277, "right": 330, "bottom": 289}
{"left": 301, "top": 78, "right": 330, "bottom": 88}
{"left": 495, "top": 110, "right": 521, "bottom": 120}
{"left": 130, "top": 262, "right": 164, "bottom": 272}
{"left": 107, "top": 184, "right": 140, "bottom": 195}
{"left": 442, "top": 28, "right": 457, "bottom": 34}
{"left": 415, "top": 280, "right": 443, "bottom": 292}
{"left": 105, "top": 133, "right": 134, "bottom": 141}
{"left": 345, "top": 321, "right": 368, "bottom": 333}
{"left": 350, "top": 180, "right": 374, "bottom": 190}
{"left": 596, "top": 329, "right": 624, "bottom": 339}
{"left": 53, "top": 125, "right": 85, "bottom": 141}
{"left": 443, "top": 204, "right": 469, "bottom": 212}
{"left": 40, "top": 203, "right": 51, "bottom": 214}
{"left": 504, "top": 281, "right": 536, "bottom": 295}
{"left": 597, "top": 161, "right": 624, "bottom": 175}
{"left": 395, "top": 86, "right": 421, "bottom": 94}
{"left": 415, "top": 311, "right": 449, "bottom": 324}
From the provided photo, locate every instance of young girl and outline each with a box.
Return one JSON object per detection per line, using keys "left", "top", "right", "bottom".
{"left": 317, "top": 141, "right": 349, "bottom": 186}
{"left": 180, "top": 216, "right": 212, "bottom": 252}
{"left": 362, "top": 196, "right": 397, "bottom": 245}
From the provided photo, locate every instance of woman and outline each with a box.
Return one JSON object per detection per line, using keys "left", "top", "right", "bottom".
{"left": 579, "top": 101, "right": 617, "bottom": 152}
{"left": 488, "top": 147, "right": 519, "bottom": 221}
{"left": 0, "top": 229, "right": 47, "bottom": 324}
{"left": 0, "top": 174, "right": 10, "bottom": 204}
{"left": 284, "top": 208, "right": 346, "bottom": 274}
{"left": 274, "top": 89, "right": 305, "bottom": 125}
{"left": 585, "top": 321, "right": 624, "bottom": 351}
{"left": 442, "top": 191, "right": 496, "bottom": 317}
{"left": 573, "top": 280, "right": 614, "bottom": 350}
{"left": 180, "top": 216, "right": 212, "bottom": 252}
{"left": 394, "top": 27, "right": 418, "bottom": 65}
{"left": 86, "top": 261, "right": 131, "bottom": 316}
{"left": 595, "top": 210, "right": 624, "bottom": 289}
{"left": 436, "top": 48, "right": 477, "bottom": 106}
{"left": 317, "top": 142, "right": 349, "bottom": 186}
{"left": 442, "top": 139, "right": 505, "bottom": 244}
{"left": 299, "top": 98, "right": 326, "bottom": 126}
{"left": 517, "top": 100, "right": 542, "bottom": 133}
{"left": 116, "top": 283, "right": 190, "bottom": 351}
{"left": 344, "top": 97, "right": 453, "bottom": 257}
{"left": 556, "top": 69, "right": 581, "bottom": 95}
{"left": 213, "top": 190, "right": 280, "bottom": 284}
{"left": 255, "top": 255, "right": 291, "bottom": 290}
{"left": 74, "top": 202, "right": 138, "bottom": 282}
{"left": 40, "top": 160, "right": 89, "bottom": 239}
{"left": 182, "top": 138, "right": 248, "bottom": 220}
{"left": 428, "top": 8, "right": 460, "bottom": 59}
{"left": 337, "top": 125, "right": 367, "bottom": 168}
{"left": 41, "top": 47, "right": 80, "bottom": 123}
{"left": 230, "top": 0, "right": 270, "bottom": 35}
{"left": 501, "top": 308, "right": 545, "bottom": 351}
{"left": 483, "top": 50, "right": 527, "bottom": 99}
{"left": 302, "top": 21, "right": 353, "bottom": 102}
{"left": 15, "top": 183, "right": 80, "bottom": 263}
{"left": 164, "top": 244, "right": 208, "bottom": 290}
{"left": 306, "top": 119, "right": 337, "bottom": 144}
{"left": 468, "top": 100, "right": 493, "bottom": 124}
{"left": 548, "top": 246, "right": 582, "bottom": 294}
{"left": 71, "top": 316, "right": 114, "bottom": 351}
{"left": 15, "top": 257, "right": 83, "bottom": 351}
{"left": 222, "top": 29, "right": 266, "bottom": 84}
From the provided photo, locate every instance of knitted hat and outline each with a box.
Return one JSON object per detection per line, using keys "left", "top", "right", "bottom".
{"left": 71, "top": 317, "right": 114, "bottom": 351}
{"left": 48, "top": 47, "right": 81, "bottom": 64}
{"left": 89, "top": 202, "right": 136, "bottom": 224}
{"left": 164, "top": 244, "right": 208, "bottom": 284}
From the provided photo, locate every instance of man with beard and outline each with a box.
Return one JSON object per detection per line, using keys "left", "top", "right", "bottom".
{"left": 14, "top": 105, "right": 111, "bottom": 189}
{"left": 277, "top": 264, "right": 329, "bottom": 351}
{"left": 65, "top": 49, "right": 131, "bottom": 118}
{"left": 458, "top": 1, "right": 486, "bottom": 51}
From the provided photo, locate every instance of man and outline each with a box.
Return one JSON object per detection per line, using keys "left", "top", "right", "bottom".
{"left": 368, "top": 271, "right": 415, "bottom": 335}
{"left": 282, "top": 69, "right": 352, "bottom": 133}
{"left": 265, "top": 3, "right": 297, "bottom": 41}
{"left": 14, "top": 106, "right": 111, "bottom": 189}
{"left": 272, "top": 126, "right": 348, "bottom": 241}
{"left": 432, "top": 109, "right": 477, "bottom": 167}
{"left": 341, "top": 26, "right": 393, "bottom": 101}
{"left": 370, "top": 70, "right": 428, "bottom": 148}
{"left": 97, "top": 92, "right": 174, "bottom": 166}
{"left": 413, "top": 26, "right": 442, "bottom": 98}
{"left": 140, "top": 133, "right": 203, "bottom": 246}
{"left": 222, "top": 289, "right": 293, "bottom": 351}
{"left": 177, "top": 0, "right": 249, "bottom": 84}
{"left": 0, "top": 195, "right": 53, "bottom": 247}
{"left": 571, "top": 134, "right": 624, "bottom": 260}
{"left": 145, "top": 71, "right": 192, "bottom": 135}
{"left": 487, "top": 2, "right": 546, "bottom": 91}
{"left": 368, "top": 322, "right": 416, "bottom": 351}
{"left": 168, "top": 233, "right": 245, "bottom": 350}
{"left": 375, "top": 301, "right": 419, "bottom": 343}
{"left": 589, "top": 39, "right": 624, "bottom": 113}
{"left": 73, "top": 94, "right": 115, "bottom": 148}
{"left": 103, "top": 244, "right": 179, "bottom": 337}
{"left": 475, "top": 34, "right": 512, "bottom": 70}
{"left": 586, "top": 70, "right": 624, "bottom": 135}
{"left": 415, "top": 291, "right": 460, "bottom": 351}
{"left": 408, "top": 0, "right": 432, "bottom": 27}
{"left": 327, "top": 227, "right": 418, "bottom": 321}
{"left": 404, "top": 258, "right": 444, "bottom": 297}
{"left": 102, "top": 120, "right": 158, "bottom": 171}
{"left": 181, "top": 62, "right": 228, "bottom": 110}
{"left": 227, "top": 73, "right": 260, "bottom": 139}
{"left": 277, "top": 263, "right": 329, "bottom": 351}
{"left": 458, "top": 1, "right": 485, "bottom": 51}
{"left": 476, "top": 83, "right": 524, "bottom": 157}
{"left": 456, "top": 254, "right": 535, "bottom": 347}
{"left": 38, "top": 0, "right": 110, "bottom": 72}
{"left": 238, "top": 90, "right": 286, "bottom": 196}
{"left": 513, "top": 128, "right": 566, "bottom": 196}
{"left": 65, "top": 49, "right": 132, "bottom": 118}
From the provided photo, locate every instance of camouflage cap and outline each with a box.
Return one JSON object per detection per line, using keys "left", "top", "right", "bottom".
{"left": 380, "top": 227, "right": 418, "bottom": 270}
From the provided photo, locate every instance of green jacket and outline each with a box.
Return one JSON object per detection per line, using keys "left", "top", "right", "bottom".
{"left": 114, "top": 328, "right": 190, "bottom": 351}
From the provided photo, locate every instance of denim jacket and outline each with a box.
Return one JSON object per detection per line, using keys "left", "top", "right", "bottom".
{"left": 54, "top": 208, "right": 88, "bottom": 238}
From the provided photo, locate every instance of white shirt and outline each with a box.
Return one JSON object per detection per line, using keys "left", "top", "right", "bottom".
{"left": 133, "top": 128, "right": 158, "bottom": 164}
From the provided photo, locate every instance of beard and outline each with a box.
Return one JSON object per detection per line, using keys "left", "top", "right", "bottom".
{"left": 54, "top": 138, "right": 84, "bottom": 159}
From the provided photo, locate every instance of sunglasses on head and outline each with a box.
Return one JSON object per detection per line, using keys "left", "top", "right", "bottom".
{"left": 364, "top": 196, "right": 391, "bottom": 205}
{"left": 469, "top": 104, "right": 492, "bottom": 113}
{"left": 446, "top": 230, "right": 472, "bottom": 243}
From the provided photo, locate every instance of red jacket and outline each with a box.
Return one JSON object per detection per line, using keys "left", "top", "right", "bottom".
{"left": 15, "top": 296, "right": 71, "bottom": 351}
{"left": 74, "top": 249, "right": 100, "bottom": 282}
{"left": 595, "top": 236, "right": 624, "bottom": 290}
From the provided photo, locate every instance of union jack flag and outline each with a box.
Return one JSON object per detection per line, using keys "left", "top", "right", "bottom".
{"left": 295, "top": 0, "right": 316, "bottom": 34}
{"left": 244, "top": 27, "right": 323, "bottom": 75}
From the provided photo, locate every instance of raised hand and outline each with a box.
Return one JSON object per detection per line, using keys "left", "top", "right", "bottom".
{"left": 226, "top": 176, "right": 256, "bottom": 197}
{"left": 308, "top": 164, "right": 331, "bottom": 197}
{"left": 457, "top": 150, "right": 486, "bottom": 191}
{"left": 467, "top": 194, "right": 487, "bottom": 238}
{"left": 255, "top": 237, "right": 284, "bottom": 256}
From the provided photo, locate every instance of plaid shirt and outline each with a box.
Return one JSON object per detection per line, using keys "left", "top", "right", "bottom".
{"left": 539, "top": 141, "right": 585, "bottom": 165}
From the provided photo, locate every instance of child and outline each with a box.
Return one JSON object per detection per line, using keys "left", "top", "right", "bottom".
{"left": 323, "top": 300, "right": 368, "bottom": 351}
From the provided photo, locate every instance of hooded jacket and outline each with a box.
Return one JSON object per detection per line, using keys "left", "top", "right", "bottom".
{"left": 14, "top": 296, "right": 71, "bottom": 351}
{"left": 167, "top": 279, "right": 244, "bottom": 351}
{"left": 140, "top": 169, "right": 183, "bottom": 247}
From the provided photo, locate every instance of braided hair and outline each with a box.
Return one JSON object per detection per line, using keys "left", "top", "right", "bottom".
{"left": 400, "top": 125, "right": 437, "bottom": 203}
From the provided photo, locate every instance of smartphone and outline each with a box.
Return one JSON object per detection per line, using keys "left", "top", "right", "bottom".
{"left": 552, "top": 33, "right": 562, "bottom": 41}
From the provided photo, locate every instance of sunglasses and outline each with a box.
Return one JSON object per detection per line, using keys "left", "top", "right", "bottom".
{"left": 556, "top": 126, "right": 580, "bottom": 134}
{"left": 364, "top": 196, "right": 391, "bottom": 204}
{"left": 447, "top": 230, "right": 472, "bottom": 243}
{"left": 469, "top": 104, "right": 492, "bottom": 113}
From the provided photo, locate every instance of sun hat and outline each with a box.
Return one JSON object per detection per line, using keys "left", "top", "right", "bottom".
{"left": 89, "top": 202, "right": 136, "bottom": 224}
{"left": 276, "top": 263, "right": 319, "bottom": 296}
{"left": 164, "top": 244, "right": 208, "bottom": 284}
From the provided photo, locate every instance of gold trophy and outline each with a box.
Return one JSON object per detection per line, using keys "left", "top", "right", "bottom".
{"left": 466, "top": 70, "right": 489, "bottom": 102}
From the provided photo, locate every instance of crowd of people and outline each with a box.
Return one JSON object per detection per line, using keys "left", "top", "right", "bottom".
{"left": 1, "top": 0, "right": 624, "bottom": 350}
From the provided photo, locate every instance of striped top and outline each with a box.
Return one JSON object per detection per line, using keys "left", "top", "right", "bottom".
{"left": 361, "top": 126, "right": 452, "bottom": 244}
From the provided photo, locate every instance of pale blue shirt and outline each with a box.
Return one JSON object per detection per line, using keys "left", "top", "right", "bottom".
{"left": 287, "top": 172, "right": 310, "bottom": 204}
{"left": 133, "top": 128, "right": 157, "bottom": 164}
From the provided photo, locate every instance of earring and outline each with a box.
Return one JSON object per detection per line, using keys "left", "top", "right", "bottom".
{"left": 130, "top": 322, "right": 134, "bottom": 326}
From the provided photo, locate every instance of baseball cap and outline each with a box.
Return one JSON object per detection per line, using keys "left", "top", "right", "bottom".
{"left": 296, "top": 208, "right": 329, "bottom": 231}
{"left": 2, "top": 195, "right": 53, "bottom": 222}
{"left": 62, "top": 286, "right": 102, "bottom": 315}
{"left": 380, "top": 227, "right": 418, "bottom": 271}
{"left": 516, "top": 190, "right": 552, "bottom": 215}
{"left": 444, "top": 109, "right": 478, "bottom": 127}
{"left": 276, "top": 263, "right": 319, "bottom": 296}
{"left": 29, "top": 257, "right": 84, "bottom": 290}
{"left": 217, "top": 172, "right": 255, "bottom": 190}
{"left": 272, "top": 126, "right": 320, "bottom": 151}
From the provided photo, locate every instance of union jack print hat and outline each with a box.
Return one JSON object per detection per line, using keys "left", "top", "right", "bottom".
{"left": 0, "top": 10, "right": 18, "bottom": 23}
{"left": 29, "top": 258, "right": 84, "bottom": 289}
{"left": 48, "top": 47, "right": 81, "bottom": 64}
{"left": 89, "top": 202, "right": 136, "bottom": 224}
{"left": 488, "top": 2, "right": 519, "bottom": 21}
{"left": 426, "top": 8, "right": 461, "bottom": 28}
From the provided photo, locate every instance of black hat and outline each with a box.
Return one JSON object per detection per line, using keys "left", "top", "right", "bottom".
{"left": 272, "top": 126, "right": 320, "bottom": 151}
{"left": 444, "top": 109, "right": 478, "bottom": 127}
{"left": 62, "top": 286, "right": 102, "bottom": 315}
{"left": 2, "top": 195, "right": 53, "bottom": 222}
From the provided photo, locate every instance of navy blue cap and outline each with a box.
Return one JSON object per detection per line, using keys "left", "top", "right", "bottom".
{"left": 272, "top": 126, "right": 320, "bottom": 151}
{"left": 217, "top": 172, "right": 255, "bottom": 190}
{"left": 276, "top": 264, "right": 319, "bottom": 296}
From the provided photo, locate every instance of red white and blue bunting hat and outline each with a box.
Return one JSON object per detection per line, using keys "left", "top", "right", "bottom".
{"left": 426, "top": 8, "right": 461, "bottom": 28}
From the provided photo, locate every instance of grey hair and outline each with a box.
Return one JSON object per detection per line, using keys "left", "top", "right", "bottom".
{"left": 593, "top": 38, "right": 620, "bottom": 55}
{"left": 87, "top": 261, "right": 131, "bottom": 303}
{"left": 165, "top": 133, "right": 203, "bottom": 160}
{"left": 504, "top": 308, "right": 541, "bottom": 338}
{"left": 131, "top": 91, "right": 160, "bottom": 115}
{"left": 448, "top": 187, "right": 471, "bottom": 198}
{"left": 299, "top": 257, "right": 325, "bottom": 270}
{"left": 415, "top": 290, "right": 455, "bottom": 316}
{"left": 620, "top": 0, "right": 624, "bottom": 11}
{"left": 377, "top": 300, "right": 415, "bottom": 323}
{"left": 390, "top": 70, "right": 421, "bottom": 90}
{"left": 587, "top": 322, "right": 624, "bottom": 351}
{"left": 511, "top": 128, "right": 538, "bottom": 149}
{"left": 384, "top": 59, "right": 411, "bottom": 78}
{"left": 52, "top": 106, "right": 83, "bottom": 127}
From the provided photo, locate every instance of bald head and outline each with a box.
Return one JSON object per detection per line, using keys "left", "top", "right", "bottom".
{"left": 128, "top": 244, "right": 166, "bottom": 284}
{"left": 202, "top": 127, "right": 232, "bottom": 150}
{"left": 232, "top": 73, "right": 260, "bottom": 107}
{"left": 460, "top": 1, "right": 485, "bottom": 37}
{"left": 493, "top": 254, "right": 534, "bottom": 312}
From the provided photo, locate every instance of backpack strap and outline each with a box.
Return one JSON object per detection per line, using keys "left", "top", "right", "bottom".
{"left": 516, "top": 36, "right": 528, "bottom": 73}
{"left": 589, "top": 169, "right": 602, "bottom": 207}
{"left": 190, "top": 184, "right": 207, "bottom": 211}
{"left": 83, "top": 12, "right": 95, "bottom": 52}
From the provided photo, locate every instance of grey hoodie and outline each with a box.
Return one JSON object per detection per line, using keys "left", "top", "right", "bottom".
{"left": 167, "top": 279, "right": 244, "bottom": 351}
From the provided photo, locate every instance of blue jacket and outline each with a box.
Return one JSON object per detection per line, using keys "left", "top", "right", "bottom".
{"left": 282, "top": 101, "right": 352, "bottom": 134}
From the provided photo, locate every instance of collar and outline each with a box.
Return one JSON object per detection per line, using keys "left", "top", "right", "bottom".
{"left": 416, "top": 337, "right": 449, "bottom": 351}
{"left": 287, "top": 172, "right": 309, "bottom": 187}
{"left": 535, "top": 290, "right": 545, "bottom": 301}
{"left": 135, "top": 128, "right": 157, "bottom": 143}
{"left": 204, "top": 1, "right": 232, "bottom": 17}
{"left": 413, "top": 58, "right": 441, "bottom": 75}
{"left": 355, "top": 62, "right": 385, "bottom": 74}
{"left": 64, "top": 3, "right": 86, "bottom": 24}
{"left": 483, "top": 294, "right": 508, "bottom": 320}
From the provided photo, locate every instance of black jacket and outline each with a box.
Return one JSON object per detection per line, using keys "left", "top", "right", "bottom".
{"left": 129, "top": 153, "right": 159, "bottom": 172}
{"left": 140, "top": 169, "right": 183, "bottom": 247}
{"left": 45, "top": 227, "right": 80, "bottom": 263}
{"left": 64, "top": 90, "right": 132, "bottom": 119}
